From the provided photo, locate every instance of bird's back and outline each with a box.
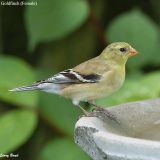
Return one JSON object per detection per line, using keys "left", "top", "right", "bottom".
{"left": 73, "top": 56, "right": 111, "bottom": 75}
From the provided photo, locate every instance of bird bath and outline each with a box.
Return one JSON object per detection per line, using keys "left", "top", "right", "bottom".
{"left": 75, "top": 99, "right": 160, "bottom": 160}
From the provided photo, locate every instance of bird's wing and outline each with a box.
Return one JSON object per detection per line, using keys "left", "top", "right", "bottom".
{"left": 38, "top": 69, "right": 101, "bottom": 84}
{"left": 9, "top": 57, "right": 110, "bottom": 92}
{"left": 9, "top": 69, "right": 101, "bottom": 92}
{"left": 73, "top": 56, "right": 111, "bottom": 75}
{"left": 36, "top": 56, "right": 110, "bottom": 85}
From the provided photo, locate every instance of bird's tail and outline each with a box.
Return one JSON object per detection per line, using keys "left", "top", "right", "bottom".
{"left": 9, "top": 83, "right": 39, "bottom": 92}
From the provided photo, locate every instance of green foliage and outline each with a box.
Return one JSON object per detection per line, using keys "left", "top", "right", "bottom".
{"left": 0, "top": 110, "right": 37, "bottom": 153}
{"left": 97, "top": 72, "right": 160, "bottom": 106}
{"left": 25, "top": 0, "right": 89, "bottom": 50}
{"left": 40, "top": 138, "right": 90, "bottom": 160}
{"left": 39, "top": 92, "right": 80, "bottom": 136}
{"left": 0, "top": 56, "right": 38, "bottom": 108}
{"left": 106, "top": 9, "right": 160, "bottom": 70}
{"left": 46, "top": 24, "right": 98, "bottom": 70}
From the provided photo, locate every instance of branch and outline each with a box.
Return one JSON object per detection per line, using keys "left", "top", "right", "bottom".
{"left": 88, "top": 1, "right": 108, "bottom": 46}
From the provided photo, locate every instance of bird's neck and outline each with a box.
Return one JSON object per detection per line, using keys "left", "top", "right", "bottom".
{"left": 101, "top": 54, "right": 128, "bottom": 66}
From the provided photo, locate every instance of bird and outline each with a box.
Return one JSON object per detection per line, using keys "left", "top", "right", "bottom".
{"left": 9, "top": 42, "right": 138, "bottom": 118}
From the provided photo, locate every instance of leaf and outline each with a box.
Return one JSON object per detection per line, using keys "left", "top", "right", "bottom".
{"left": 97, "top": 72, "right": 160, "bottom": 106}
{"left": 25, "top": 0, "right": 89, "bottom": 50}
{"left": 0, "top": 56, "right": 38, "bottom": 108}
{"left": 106, "top": 9, "right": 160, "bottom": 70}
{"left": 39, "top": 92, "right": 80, "bottom": 136}
{"left": 0, "top": 110, "right": 37, "bottom": 153}
{"left": 40, "top": 138, "right": 90, "bottom": 160}
{"left": 44, "top": 23, "right": 99, "bottom": 71}
{"left": 140, "top": 72, "right": 160, "bottom": 97}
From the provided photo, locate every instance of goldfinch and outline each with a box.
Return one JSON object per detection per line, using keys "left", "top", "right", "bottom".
{"left": 10, "top": 42, "right": 138, "bottom": 116}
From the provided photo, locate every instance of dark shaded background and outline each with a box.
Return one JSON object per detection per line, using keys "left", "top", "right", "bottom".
{"left": 0, "top": 0, "right": 160, "bottom": 160}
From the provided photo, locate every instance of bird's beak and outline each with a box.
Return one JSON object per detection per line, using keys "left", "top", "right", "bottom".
{"left": 129, "top": 48, "right": 138, "bottom": 57}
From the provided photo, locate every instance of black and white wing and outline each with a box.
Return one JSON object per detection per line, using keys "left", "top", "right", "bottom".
{"left": 47, "top": 69, "right": 101, "bottom": 84}
{"left": 9, "top": 69, "right": 101, "bottom": 92}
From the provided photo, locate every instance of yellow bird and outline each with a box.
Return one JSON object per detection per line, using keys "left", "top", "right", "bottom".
{"left": 10, "top": 42, "right": 138, "bottom": 117}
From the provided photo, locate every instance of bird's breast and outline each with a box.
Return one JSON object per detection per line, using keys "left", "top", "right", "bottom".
{"left": 98, "top": 66, "right": 125, "bottom": 96}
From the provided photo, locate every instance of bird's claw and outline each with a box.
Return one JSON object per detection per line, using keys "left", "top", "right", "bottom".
{"left": 93, "top": 107, "right": 120, "bottom": 124}
{"left": 77, "top": 104, "right": 120, "bottom": 124}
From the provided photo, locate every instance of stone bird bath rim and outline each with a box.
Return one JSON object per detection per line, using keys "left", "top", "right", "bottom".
{"left": 74, "top": 98, "right": 160, "bottom": 160}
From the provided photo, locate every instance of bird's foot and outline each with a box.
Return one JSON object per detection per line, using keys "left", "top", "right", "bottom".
{"left": 88, "top": 101, "right": 119, "bottom": 124}
{"left": 76, "top": 103, "right": 120, "bottom": 124}
{"left": 95, "top": 107, "right": 120, "bottom": 124}
{"left": 77, "top": 109, "right": 95, "bottom": 121}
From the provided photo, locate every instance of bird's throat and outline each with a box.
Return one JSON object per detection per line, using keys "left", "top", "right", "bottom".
{"left": 104, "top": 53, "right": 128, "bottom": 66}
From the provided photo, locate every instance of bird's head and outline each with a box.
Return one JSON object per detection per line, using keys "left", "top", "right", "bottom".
{"left": 101, "top": 42, "right": 138, "bottom": 64}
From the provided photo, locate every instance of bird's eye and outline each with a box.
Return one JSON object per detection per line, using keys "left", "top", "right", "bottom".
{"left": 119, "top": 47, "right": 127, "bottom": 52}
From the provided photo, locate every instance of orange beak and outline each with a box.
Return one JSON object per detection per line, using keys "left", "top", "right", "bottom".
{"left": 129, "top": 48, "right": 138, "bottom": 57}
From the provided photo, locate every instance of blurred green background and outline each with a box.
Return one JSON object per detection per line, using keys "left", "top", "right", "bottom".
{"left": 0, "top": 0, "right": 160, "bottom": 159}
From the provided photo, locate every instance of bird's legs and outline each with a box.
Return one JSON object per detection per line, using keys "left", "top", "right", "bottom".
{"left": 88, "top": 100, "right": 107, "bottom": 110}
{"left": 76, "top": 104, "right": 98, "bottom": 118}
{"left": 88, "top": 100, "right": 118, "bottom": 122}
{"left": 76, "top": 104, "right": 90, "bottom": 116}
{"left": 88, "top": 100, "right": 104, "bottom": 110}
{"left": 75, "top": 102, "right": 118, "bottom": 123}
